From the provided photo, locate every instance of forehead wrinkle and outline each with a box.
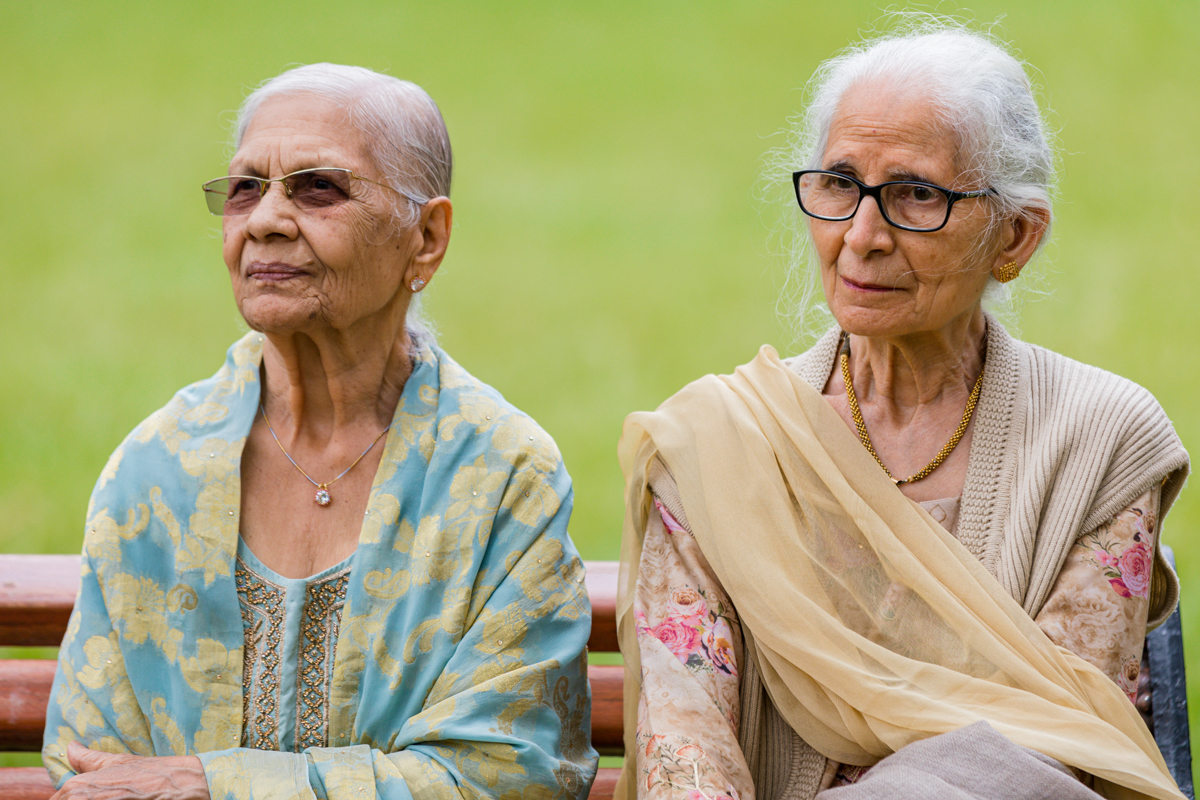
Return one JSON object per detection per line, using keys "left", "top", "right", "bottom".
{"left": 825, "top": 126, "right": 954, "bottom": 182}
{"left": 824, "top": 85, "right": 964, "bottom": 185}
{"left": 231, "top": 139, "right": 366, "bottom": 178}
{"left": 229, "top": 96, "right": 376, "bottom": 178}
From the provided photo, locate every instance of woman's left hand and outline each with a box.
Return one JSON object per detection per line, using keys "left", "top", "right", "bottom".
{"left": 49, "top": 741, "right": 210, "bottom": 800}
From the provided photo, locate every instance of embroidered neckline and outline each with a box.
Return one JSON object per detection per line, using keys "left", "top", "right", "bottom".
{"left": 236, "top": 556, "right": 351, "bottom": 752}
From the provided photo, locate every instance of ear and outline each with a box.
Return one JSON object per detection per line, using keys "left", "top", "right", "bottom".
{"left": 405, "top": 197, "right": 453, "bottom": 291}
{"left": 990, "top": 205, "right": 1050, "bottom": 281}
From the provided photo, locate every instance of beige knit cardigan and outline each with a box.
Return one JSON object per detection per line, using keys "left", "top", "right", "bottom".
{"left": 646, "top": 319, "right": 1189, "bottom": 800}
{"left": 786, "top": 319, "right": 1189, "bottom": 625}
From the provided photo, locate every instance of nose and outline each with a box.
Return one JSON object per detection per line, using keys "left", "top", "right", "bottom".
{"left": 843, "top": 194, "right": 894, "bottom": 256}
{"left": 243, "top": 180, "right": 299, "bottom": 241}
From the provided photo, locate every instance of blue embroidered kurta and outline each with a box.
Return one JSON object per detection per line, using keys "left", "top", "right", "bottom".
{"left": 43, "top": 333, "right": 597, "bottom": 798}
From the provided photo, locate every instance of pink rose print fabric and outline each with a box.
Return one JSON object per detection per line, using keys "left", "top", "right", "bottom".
{"left": 1037, "top": 486, "right": 1161, "bottom": 704}
{"left": 636, "top": 558, "right": 738, "bottom": 682}
{"left": 1090, "top": 540, "right": 1153, "bottom": 599}
{"left": 634, "top": 500, "right": 749, "bottom": 799}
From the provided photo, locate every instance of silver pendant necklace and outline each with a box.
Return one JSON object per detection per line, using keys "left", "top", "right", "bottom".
{"left": 259, "top": 403, "right": 391, "bottom": 507}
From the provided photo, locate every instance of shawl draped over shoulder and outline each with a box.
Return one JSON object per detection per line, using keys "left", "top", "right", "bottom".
{"left": 43, "top": 332, "right": 597, "bottom": 799}
{"left": 616, "top": 344, "right": 1185, "bottom": 800}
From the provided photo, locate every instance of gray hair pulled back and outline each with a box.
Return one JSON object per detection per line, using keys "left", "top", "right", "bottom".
{"left": 234, "top": 63, "right": 452, "bottom": 229}
{"left": 774, "top": 18, "right": 1056, "bottom": 341}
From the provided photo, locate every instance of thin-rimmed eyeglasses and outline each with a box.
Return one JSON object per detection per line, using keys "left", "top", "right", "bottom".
{"left": 202, "top": 167, "right": 423, "bottom": 216}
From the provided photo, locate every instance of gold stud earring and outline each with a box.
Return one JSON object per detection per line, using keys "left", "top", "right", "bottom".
{"left": 996, "top": 261, "right": 1022, "bottom": 283}
{"left": 409, "top": 277, "right": 427, "bottom": 292}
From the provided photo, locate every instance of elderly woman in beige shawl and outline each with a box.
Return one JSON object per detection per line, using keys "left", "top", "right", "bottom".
{"left": 616, "top": 21, "right": 1189, "bottom": 800}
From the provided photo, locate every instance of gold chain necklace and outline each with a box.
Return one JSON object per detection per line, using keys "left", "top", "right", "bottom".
{"left": 259, "top": 403, "right": 391, "bottom": 507}
{"left": 839, "top": 338, "right": 985, "bottom": 486}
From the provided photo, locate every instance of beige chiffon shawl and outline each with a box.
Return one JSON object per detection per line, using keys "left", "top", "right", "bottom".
{"left": 615, "top": 345, "right": 1183, "bottom": 800}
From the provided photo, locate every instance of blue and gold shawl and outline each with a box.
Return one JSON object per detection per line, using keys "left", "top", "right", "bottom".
{"left": 43, "top": 332, "right": 597, "bottom": 798}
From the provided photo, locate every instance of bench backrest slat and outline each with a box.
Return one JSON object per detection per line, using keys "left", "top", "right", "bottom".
{"left": 0, "top": 556, "right": 79, "bottom": 648}
{"left": 0, "top": 661, "right": 55, "bottom": 751}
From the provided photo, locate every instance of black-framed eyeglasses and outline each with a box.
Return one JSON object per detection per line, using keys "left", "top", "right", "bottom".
{"left": 792, "top": 170, "right": 994, "bottom": 233}
{"left": 202, "top": 167, "right": 422, "bottom": 216}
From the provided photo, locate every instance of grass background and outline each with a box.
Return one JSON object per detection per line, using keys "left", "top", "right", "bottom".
{"left": 2, "top": 0, "right": 1198, "bottom": 775}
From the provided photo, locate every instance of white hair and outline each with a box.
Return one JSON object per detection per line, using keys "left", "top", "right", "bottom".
{"left": 769, "top": 17, "right": 1057, "bottom": 343}
{"left": 234, "top": 63, "right": 452, "bottom": 342}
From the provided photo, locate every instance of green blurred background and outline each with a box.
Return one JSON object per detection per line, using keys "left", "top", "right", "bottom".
{"left": 2, "top": 0, "right": 1198, "bottom": 774}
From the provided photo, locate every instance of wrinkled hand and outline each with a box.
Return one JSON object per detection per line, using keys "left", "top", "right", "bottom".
{"left": 50, "top": 741, "right": 210, "bottom": 800}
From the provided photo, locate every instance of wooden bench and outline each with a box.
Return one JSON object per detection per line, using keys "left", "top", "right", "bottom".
{"left": 1, "top": 553, "right": 1193, "bottom": 799}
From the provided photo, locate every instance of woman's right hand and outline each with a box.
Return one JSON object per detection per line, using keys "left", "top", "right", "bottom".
{"left": 50, "top": 742, "right": 210, "bottom": 800}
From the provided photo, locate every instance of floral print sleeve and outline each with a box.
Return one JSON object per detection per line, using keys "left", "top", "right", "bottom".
{"left": 634, "top": 497, "right": 752, "bottom": 800}
{"left": 1036, "top": 487, "right": 1161, "bottom": 702}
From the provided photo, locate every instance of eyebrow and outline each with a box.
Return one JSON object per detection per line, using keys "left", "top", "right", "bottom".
{"left": 824, "top": 159, "right": 858, "bottom": 177}
{"left": 889, "top": 169, "right": 938, "bottom": 184}
{"left": 823, "top": 160, "right": 940, "bottom": 186}
{"left": 227, "top": 152, "right": 331, "bottom": 179}
{"left": 224, "top": 159, "right": 266, "bottom": 178}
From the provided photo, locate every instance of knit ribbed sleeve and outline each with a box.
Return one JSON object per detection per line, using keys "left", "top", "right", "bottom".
{"left": 987, "top": 338, "right": 1188, "bottom": 624}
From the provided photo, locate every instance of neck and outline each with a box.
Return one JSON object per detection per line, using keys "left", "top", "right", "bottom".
{"left": 259, "top": 315, "right": 413, "bottom": 444}
{"left": 846, "top": 307, "right": 987, "bottom": 415}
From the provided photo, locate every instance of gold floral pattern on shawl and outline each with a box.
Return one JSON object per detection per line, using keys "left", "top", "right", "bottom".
{"left": 46, "top": 333, "right": 596, "bottom": 797}
{"left": 84, "top": 504, "right": 150, "bottom": 568}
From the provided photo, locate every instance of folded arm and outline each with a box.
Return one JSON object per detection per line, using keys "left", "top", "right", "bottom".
{"left": 1035, "top": 486, "right": 1162, "bottom": 702}
{"left": 634, "top": 498, "right": 750, "bottom": 800}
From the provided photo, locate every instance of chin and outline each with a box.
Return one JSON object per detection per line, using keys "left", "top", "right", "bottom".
{"left": 829, "top": 303, "right": 914, "bottom": 340}
{"left": 236, "top": 296, "right": 324, "bottom": 335}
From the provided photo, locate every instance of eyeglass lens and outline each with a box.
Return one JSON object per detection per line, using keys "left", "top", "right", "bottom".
{"left": 203, "top": 169, "right": 356, "bottom": 216}
{"left": 796, "top": 172, "right": 952, "bottom": 231}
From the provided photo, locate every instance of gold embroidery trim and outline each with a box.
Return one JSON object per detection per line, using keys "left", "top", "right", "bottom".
{"left": 235, "top": 558, "right": 286, "bottom": 750}
{"left": 295, "top": 566, "right": 350, "bottom": 751}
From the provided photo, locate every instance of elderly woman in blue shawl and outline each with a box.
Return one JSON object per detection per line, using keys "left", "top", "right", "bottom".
{"left": 43, "top": 64, "right": 596, "bottom": 800}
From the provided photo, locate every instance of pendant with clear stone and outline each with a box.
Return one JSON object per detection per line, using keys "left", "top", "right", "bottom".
{"left": 315, "top": 487, "right": 332, "bottom": 506}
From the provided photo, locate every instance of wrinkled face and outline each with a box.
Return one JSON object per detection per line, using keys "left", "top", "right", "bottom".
{"left": 222, "top": 93, "right": 418, "bottom": 335}
{"left": 811, "top": 84, "right": 1002, "bottom": 339}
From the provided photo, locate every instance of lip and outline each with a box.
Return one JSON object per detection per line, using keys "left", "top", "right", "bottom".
{"left": 246, "top": 261, "right": 308, "bottom": 282}
{"left": 840, "top": 274, "right": 897, "bottom": 293}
